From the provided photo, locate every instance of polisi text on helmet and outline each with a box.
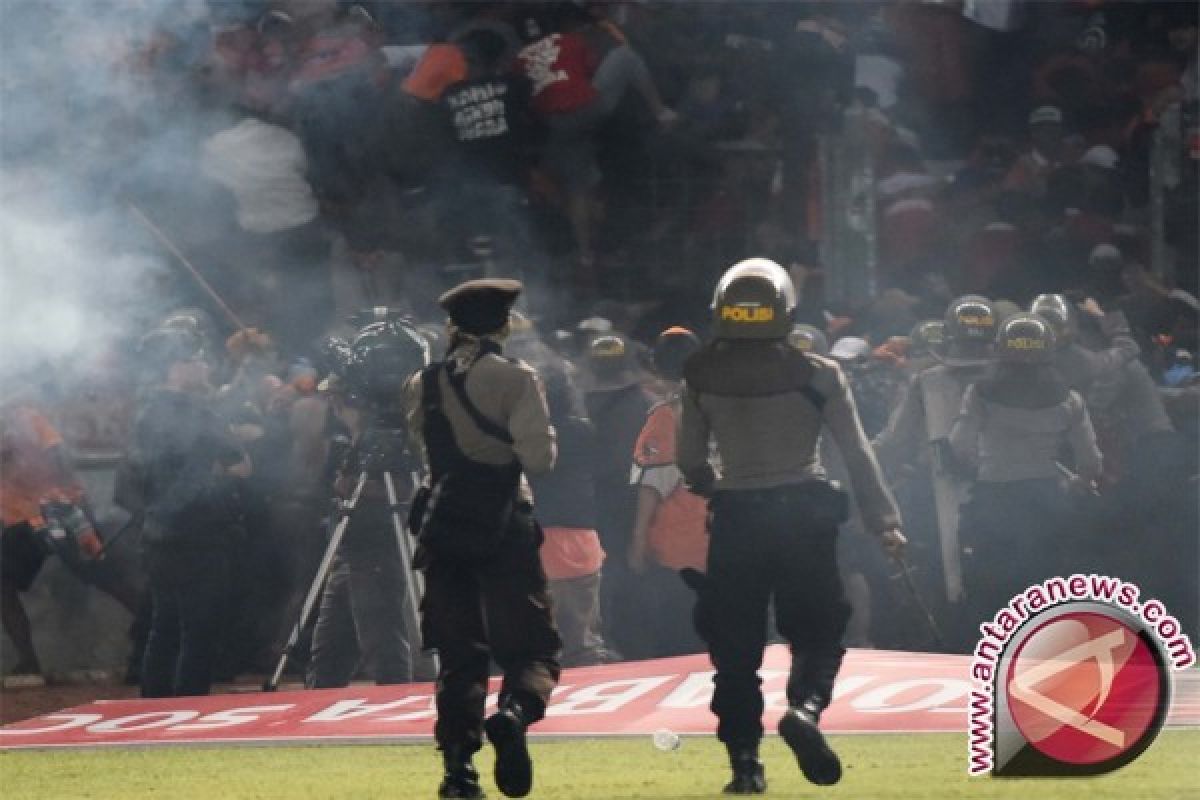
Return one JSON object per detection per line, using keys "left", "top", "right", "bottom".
{"left": 720, "top": 305, "right": 776, "bottom": 323}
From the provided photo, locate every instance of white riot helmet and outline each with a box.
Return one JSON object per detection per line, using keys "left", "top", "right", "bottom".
{"left": 710, "top": 258, "right": 797, "bottom": 340}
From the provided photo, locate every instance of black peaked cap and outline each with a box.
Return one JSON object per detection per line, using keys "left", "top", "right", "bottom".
{"left": 438, "top": 279, "right": 523, "bottom": 335}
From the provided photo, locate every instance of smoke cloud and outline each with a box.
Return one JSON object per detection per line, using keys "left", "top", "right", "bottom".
{"left": 0, "top": 0, "right": 238, "bottom": 384}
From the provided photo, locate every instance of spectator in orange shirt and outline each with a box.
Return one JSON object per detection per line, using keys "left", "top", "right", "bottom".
{"left": 402, "top": 42, "right": 468, "bottom": 103}
{"left": 529, "top": 366, "right": 612, "bottom": 667}
{"left": 1, "top": 400, "right": 107, "bottom": 677}
{"left": 628, "top": 327, "right": 707, "bottom": 658}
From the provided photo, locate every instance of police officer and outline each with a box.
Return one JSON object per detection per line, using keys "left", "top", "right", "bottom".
{"left": 872, "top": 296, "right": 998, "bottom": 610}
{"left": 1033, "top": 298, "right": 1191, "bottom": 630}
{"left": 404, "top": 279, "right": 561, "bottom": 800}
{"left": 133, "top": 327, "right": 249, "bottom": 697}
{"left": 1031, "top": 293, "right": 1139, "bottom": 389}
{"left": 677, "top": 259, "right": 905, "bottom": 794}
{"left": 905, "top": 319, "right": 945, "bottom": 374}
{"left": 787, "top": 324, "right": 829, "bottom": 357}
{"left": 949, "top": 313, "right": 1102, "bottom": 623}
{"left": 1030, "top": 292, "right": 1167, "bottom": 476}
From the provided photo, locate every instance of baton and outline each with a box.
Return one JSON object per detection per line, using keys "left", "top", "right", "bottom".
{"left": 1055, "top": 461, "right": 1100, "bottom": 496}
{"left": 127, "top": 203, "right": 249, "bottom": 332}
{"left": 96, "top": 513, "right": 143, "bottom": 560}
{"left": 894, "top": 555, "right": 946, "bottom": 649}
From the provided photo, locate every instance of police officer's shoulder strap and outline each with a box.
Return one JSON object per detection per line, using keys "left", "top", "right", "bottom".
{"left": 419, "top": 363, "right": 447, "bottom": 428}
{"left": 684, "top": 340, "right": 825, "bottom": 410}
{"left": 440, "top": 359, "right": 515, "bottom": 445}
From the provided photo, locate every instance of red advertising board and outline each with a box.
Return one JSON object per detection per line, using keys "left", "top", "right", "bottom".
{"left": 2, "top": 647, "right": 1196, "bottom": 750}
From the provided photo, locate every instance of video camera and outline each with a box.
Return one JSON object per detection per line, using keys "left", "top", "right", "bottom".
{"left": 321, "top": 308, "right": 431, "bottom": 474}
{"left": 321, "top": 308, "right": 430, "bottom": 415}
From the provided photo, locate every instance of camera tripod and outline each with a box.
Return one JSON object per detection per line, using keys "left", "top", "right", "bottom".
{"left": 264, "top": 440, "right": 431, "bottom": 691}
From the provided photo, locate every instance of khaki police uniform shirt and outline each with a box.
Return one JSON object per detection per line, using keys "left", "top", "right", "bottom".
{"left": 949, "top": 386, "right": 1102, "bottom": 484}
{"left": 677, "top": 346, "right": 900, "bottom": 534}
{"left": 403, "top": 342, "right": 557, "bottom": 504}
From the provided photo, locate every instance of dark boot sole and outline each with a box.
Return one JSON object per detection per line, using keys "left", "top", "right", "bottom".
{"left": 484, "top": 712, "right": 532, "bottom": 798}
{"left": 438, "top": 780, "right": 485, "bottom": 799}
{"left": 779, "top": 711, "right": 842, "bottom": 786}
{"left": 722, "top": 776, "right": 768, "bottom": 795}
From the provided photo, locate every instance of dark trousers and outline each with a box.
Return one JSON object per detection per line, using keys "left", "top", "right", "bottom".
{"left": 961, "top": 478, "right": 1067, "bottom": 628}
{"left": 548, "top": 571, "right": 608, "bottom": 667}
{"left": 420, "top": 513, "right": 562, "bottom": 753}
{"left": 307, "top": 540, "right": 413, "bottom": 688}
{"left": 141, "top": 546, "right": 229, "bottom": 698}
{"left": 643, "top": 563, "right": 706, "bottom": 658}
{"left": 697, "top": 488, "right": 851, "bottom": 747}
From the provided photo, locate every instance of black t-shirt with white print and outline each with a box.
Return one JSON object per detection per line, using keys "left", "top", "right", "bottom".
{"left": 440, "top": 73, "right": 534, "bottom": 186}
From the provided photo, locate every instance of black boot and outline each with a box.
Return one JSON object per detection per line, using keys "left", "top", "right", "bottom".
{"left": 722, "top": 743, "right": 767, "bottom": 795}
{"left": 438, "top": 746, "right": 484, "bottom": 799}
{"left": 778, "top": 699, "right": 842, "bottom": 786}
{"left": 484, "top": 701, "right": 533, "bottom": 798}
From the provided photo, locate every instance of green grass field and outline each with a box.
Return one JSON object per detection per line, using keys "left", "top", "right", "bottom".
{"left": 2, "top": 731, "right": 1197, "bottom": 799}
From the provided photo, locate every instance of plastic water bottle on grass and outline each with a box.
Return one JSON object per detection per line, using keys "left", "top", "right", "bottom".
{"left": 652, "top": 728, "right": 681, "bottom": 752}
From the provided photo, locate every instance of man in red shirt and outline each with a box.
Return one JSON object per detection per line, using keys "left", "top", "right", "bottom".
{"left": 516, "top": 5, "right": 676, "bottom": 278}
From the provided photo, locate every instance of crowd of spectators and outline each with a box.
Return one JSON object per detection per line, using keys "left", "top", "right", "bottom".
{"left": 1, "top": 1, "right": 1197, "bottom": 690}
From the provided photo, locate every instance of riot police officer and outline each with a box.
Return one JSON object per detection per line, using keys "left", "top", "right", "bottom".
{"left": 872, "top": 296, "right": 998, "bottom": 612}
{"left": 950, "top": 313, "right": 1102, "bottom": 623}
{"left": 905, "top": 319, "right": 946, "bottom": 374}
{"left": 677, "top": 259, "right": 905, "bottom": 794}
{"left": 787, "top": 324, "right": 829, "bottom": 356}
{"left": 404, "top": 279, "right": 561, "bottom": 800}
{"left": 1031, "top": 293, "right": 1139, "bottom": 391}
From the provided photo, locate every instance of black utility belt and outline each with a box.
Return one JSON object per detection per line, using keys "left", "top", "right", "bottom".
{"left": 712, "top": 480, "right": 850, "bottom": 524}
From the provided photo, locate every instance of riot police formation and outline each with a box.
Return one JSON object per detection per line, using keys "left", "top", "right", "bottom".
{"left": 403, "top": 279, "right": 561, "bottom": 800}
{"left": 677, "top": 259, "right": 906, "bottom": 794}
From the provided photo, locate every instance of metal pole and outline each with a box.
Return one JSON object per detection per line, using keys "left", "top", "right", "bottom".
{"left": 894, "top": 555, "right": 946, "bottom": 650}
{"left": 264, "top": 471, "right": 368, "bottom": 691}
{"left": 127, "top": 203, "right": 250, "bottom": 332}
{"left": 1149, "top": 101, "right": 1183, "bottom": 285}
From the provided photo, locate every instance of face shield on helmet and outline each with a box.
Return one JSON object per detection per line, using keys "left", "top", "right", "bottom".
{"left": 710, "top": 258, "right": 797, "bottom": 340}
